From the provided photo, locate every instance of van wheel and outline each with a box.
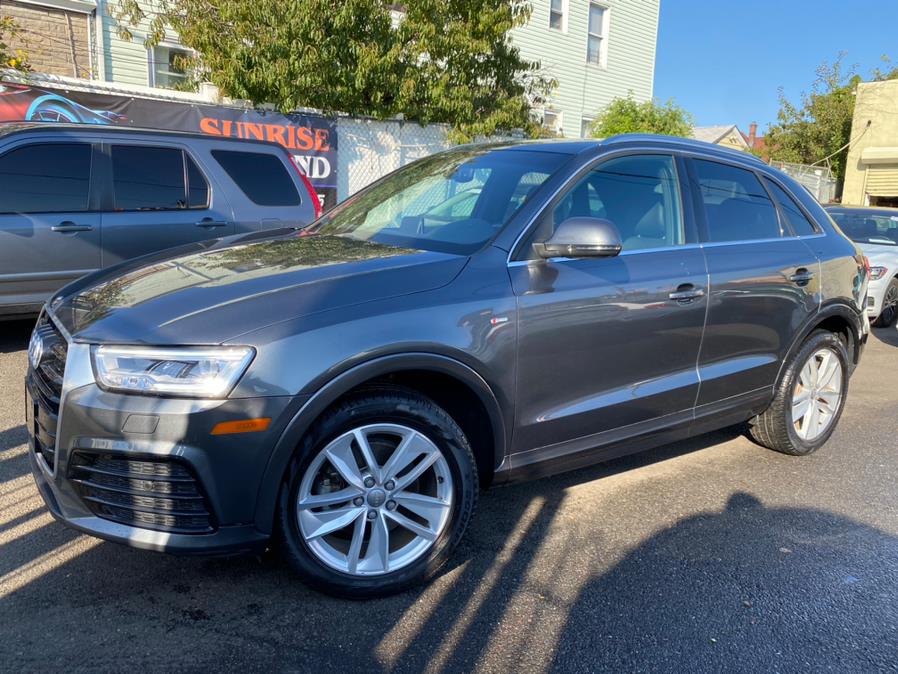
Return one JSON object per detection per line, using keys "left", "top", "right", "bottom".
{"left": 749, "top": 330, "right": 849, "bottom": 456}
{"left": 277, "top": 387, "right": 477, "bottom": 597}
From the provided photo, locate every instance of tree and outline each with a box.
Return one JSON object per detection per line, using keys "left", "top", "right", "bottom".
{"left": 1, "top": 16, "right": 30, "bottom": 71}
{"left": 766, "top": 55, "right": 898, "bottom": 182}
{"left": 115, "top": 0, "right": 553, "bottom": 141}
{"left": 589, "top": 96, "right": 693, "bottom": 138}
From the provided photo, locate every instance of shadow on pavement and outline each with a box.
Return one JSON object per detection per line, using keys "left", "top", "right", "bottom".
{"left": 0, "top": 318, "right": 34, "bottom": 354}
{"left": 870, "top": 324, "right": 898, "bottom": 348}
{"left": 2, "top": 424, "right": 897, "bottom": 672}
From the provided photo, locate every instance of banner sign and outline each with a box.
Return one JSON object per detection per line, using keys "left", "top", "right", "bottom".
{"left": 0, "top": 82, "right": 338, "bottom": 209}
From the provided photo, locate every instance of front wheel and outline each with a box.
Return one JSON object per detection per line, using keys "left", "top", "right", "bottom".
{"left": 873, "top": 277, "right": 898, "bottom": 328}
{"left": 277, "top": 387, "right": 477, "bottom": 597}
{"left": 749, "top": 330, "right": 849, "bottom": 456}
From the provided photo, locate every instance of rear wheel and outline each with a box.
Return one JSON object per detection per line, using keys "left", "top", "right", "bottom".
{"left": 278, "top": 387, "right": 477, "bottom": 597}
{"left": 873, "top": 278, "right": 898, "bottom": 327}
{"left": 749, "top": 330, "right": 849, "bottom": 456}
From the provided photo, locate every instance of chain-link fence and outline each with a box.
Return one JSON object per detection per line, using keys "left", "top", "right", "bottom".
{"left": 336, "top": 118, "right": 454, "bottom": 200}
{"left": 768, "top": 160, "right": 837, "bottom": 204}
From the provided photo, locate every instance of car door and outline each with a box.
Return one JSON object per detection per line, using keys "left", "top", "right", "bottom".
{"left": 0, "top": 140, "right": 101, "bottom": 311}
{"left": 100, "top": 142, "right": 235, "bottom": 266}
{"left": 508, "top": 153, "right": 708, "bottom": 460}
{"left": 687, "top": 157, "right": 821, "bottom": 408}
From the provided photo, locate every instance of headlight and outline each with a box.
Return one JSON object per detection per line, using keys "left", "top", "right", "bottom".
{"left": 870, "top": 266, "right": 888, "bottom": 281}
{"left": 92, "top": 345, "right": 254, "bottom": 397}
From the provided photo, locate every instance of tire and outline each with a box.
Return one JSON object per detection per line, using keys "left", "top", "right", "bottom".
{"left": 873, "top": 277, "right": 898, "bottom": 328}
{"left": 277, "top": 386, "right": 478, "bottom": 598}
{"left": 749, "top": 330, "right": 849, "bottom": 456}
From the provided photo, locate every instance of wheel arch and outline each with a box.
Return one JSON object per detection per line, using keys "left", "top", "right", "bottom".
{"left": 253, "top": 352, "right": 507, "bottom": 534}
{"left": 776, "top": 303, "right": 864, "bottom": 387}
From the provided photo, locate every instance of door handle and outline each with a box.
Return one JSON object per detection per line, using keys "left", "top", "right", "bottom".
{"left": 789, "top": 268, "right": 815, "bottom": 286}
{"left": 51, "top": 222, "right": 93, "bottom": 233}
{"left": 669, "top": 284, "right": 705, "bottom": 304}
{"left": 195, "top": 218, "right": 229, "bottom": 229}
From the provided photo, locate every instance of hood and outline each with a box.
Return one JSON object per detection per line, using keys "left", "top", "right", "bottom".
{"left": 50, "top": 233, "right": 467, "bottom": 343}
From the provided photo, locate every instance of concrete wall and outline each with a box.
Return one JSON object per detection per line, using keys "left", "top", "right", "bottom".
{"left": 843, "top": 79, "right": 898, "bottom": 206}
{"left": 510, "top": 0, "right": 660, "bottom": 138}
{"left": 2, "top": 0, "right": 93, "bottom": 79}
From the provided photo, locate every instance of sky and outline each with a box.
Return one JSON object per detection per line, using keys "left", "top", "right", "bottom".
{"left": 654, "top": 0, "right": 898, "bottom": 134}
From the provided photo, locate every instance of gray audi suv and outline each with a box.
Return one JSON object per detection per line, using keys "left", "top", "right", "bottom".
{"left": 26, "top": 135, "right": 868, "bottom": 596}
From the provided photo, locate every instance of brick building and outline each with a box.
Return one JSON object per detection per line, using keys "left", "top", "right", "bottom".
{"left": 2, "top": 0, "right": 93, "bottom": 78}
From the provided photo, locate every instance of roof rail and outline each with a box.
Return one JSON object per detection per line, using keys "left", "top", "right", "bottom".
{"left": 604, "top": 133, "right": 767, "bottom": 165}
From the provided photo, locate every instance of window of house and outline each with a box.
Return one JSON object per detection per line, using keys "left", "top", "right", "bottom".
{"left": 549, "top": 0, "right": 566, "bottom": 30}
{"left": 763, "top": 178, "right": 818, "bottom": 236}
{"left": 149, "top": 45, "right": 193, "bottom": 89}
{"left": 693, "top": 160, "right": 781, "bottom": 242}
{"left": 0, "top": 143, "right": 92, "bottom": 213}
{"left": 539, "top": 154, "right": 684, "bottom": 252}
{"left": 212, "top": 150, "right": 301, "bottom": 206}
{"left": 543, "top": 110, "right": 563, "bottom": 136}
{"left": 587, "top": 3, "right": 609, "bottom": 67}
{"left": 580, "top": 117, "right": 595, "bottom": 139}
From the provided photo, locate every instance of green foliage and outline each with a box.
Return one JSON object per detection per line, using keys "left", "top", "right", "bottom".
{"left": 589, "top": 96, "right": 693, "bottom": 138}
{"left": 0, "top": 16, "right": 30, "bottom": 71}
{"left": 114, "top": 0, "right": 553, "bottom": 141}
{"left": 766, "top": 55, "right": 898, "bottom": 181}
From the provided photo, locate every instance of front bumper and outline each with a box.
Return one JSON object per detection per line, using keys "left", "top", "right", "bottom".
{"left": 26, "top": 328, "right": 300, "bottom": 556}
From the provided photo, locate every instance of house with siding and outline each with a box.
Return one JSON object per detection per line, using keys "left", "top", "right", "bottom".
{"left": 4, "top": 0, "right": 660, "bottom": 138}
{"left": 510, "top": 0, "right": 660, "bottom": 138}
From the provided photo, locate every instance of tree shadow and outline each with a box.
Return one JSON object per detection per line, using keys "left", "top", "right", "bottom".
{"left": 4, "top": 423, "right": 897, "bottom": 672}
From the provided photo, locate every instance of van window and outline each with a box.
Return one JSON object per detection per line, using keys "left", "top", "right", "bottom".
{"left": 186, "top": 153, "right": 210, "bottom": 208}
{"left": 211, "top": 150, "right": 300, "bottom": 206}
{"left": 764, "top": 178, "right": 818, "bottom": 236}
{"left": 0, "top": 143, "right": 91, "bottom": 213}
{"left": 693, "top": 160, "right": 781, "bottom": 242}
{"left": 112, "top": 146, "right": 190, "bottom": 211}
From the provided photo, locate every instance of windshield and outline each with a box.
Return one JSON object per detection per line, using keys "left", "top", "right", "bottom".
{"left": 307, "top": 147, "right": 571, "bottom": 255}
{"left": 829, "top": 211, "right": 898, "bottom": 246}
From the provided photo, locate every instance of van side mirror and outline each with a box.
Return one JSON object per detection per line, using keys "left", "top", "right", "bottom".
{"left": 532, "top": 217, "right": 623, "bottom": 259}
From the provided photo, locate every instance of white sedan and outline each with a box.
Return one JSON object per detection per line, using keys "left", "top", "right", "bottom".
{"left": 826, "top": 206, "right": 898, "bottom": 327}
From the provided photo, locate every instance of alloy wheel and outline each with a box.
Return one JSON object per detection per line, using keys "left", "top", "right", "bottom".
{"left": 791, "top": 347, "right": 844, "bottom": 441}
{"left": 296, "top": 423, "right": 453, "bottom": 576}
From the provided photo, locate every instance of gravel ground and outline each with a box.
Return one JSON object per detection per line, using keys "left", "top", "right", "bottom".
{"left": 1, "top": 318, "right": 897, "bottom": 673}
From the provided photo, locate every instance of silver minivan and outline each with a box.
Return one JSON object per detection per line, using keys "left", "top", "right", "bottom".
{"left": 0, "top": 123, "right": 321, "bottom": 317}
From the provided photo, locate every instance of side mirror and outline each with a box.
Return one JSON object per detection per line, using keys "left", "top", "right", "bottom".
{"left": 532, "top": 217, "right": 623, "bottom": 259}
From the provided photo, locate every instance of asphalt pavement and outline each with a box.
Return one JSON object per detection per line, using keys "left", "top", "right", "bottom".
{"left": 1, "top": 317, "right": 897, "bottom": 673}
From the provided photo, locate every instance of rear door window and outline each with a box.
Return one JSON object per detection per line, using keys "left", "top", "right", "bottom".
{"left": 692, "top": 159, "right": 781, "bottom": 242}
{"left": 186, "top": 153, "right": 210, "bottom": 208}
{"left": 112, "top": 145, "right": 187, "bottom": 211}
{"left": 211, "top": 150, "right": 300, "bottom": 206}
{"left": 0, "top": 143, "right": 91, "bottom": 213}
{"left": 764, "top": 178, "right": 819, "bottom": 236}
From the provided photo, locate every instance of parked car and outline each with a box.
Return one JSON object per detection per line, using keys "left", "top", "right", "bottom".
{"left": 0, "top": 123, "right": 320, "bottom": 317}
{"left": 825, "top": 205, "right": 898, "bottom": 327}
{"left": 27, "top": 135, "right": 868, "bottom": 597}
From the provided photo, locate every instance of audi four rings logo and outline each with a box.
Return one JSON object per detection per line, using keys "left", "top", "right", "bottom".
{"left": 28, "top": 330, "right": 43, "bottom": 370}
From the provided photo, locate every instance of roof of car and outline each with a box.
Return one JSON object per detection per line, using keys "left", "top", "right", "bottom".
{"left": 825, "top": 204, "right": 898, "bottom": 215}
{"left": 458, "top": 133, "right": 768, "bottom": 166}
{"left": 0, "top": 122, "right": 284, "bottom": 148}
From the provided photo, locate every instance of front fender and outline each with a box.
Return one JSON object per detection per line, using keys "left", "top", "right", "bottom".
{"left": 252, "top": 352, "right": 507, "bottom": 534}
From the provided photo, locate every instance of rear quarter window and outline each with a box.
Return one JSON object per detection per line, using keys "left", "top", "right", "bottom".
{"left": 211, "top": 150, "right": 300, "bottom": 206}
